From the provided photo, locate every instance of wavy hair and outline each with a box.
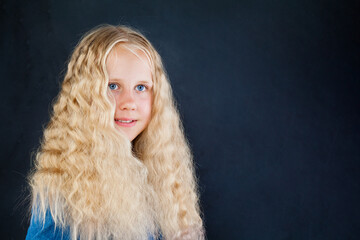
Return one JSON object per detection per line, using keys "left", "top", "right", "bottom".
{"left": 28, "top": 25, "right": 204, "bottom": 240}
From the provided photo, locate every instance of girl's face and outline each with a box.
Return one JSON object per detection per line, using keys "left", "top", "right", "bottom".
{"left": 106, "top": 44, "right": 153, "bottom": 141}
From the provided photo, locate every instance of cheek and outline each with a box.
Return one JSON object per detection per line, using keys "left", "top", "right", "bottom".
{"left": 106, "top": 91, "right": 117, "bottom": 115}
{"left": 111, "top": 96, "right": 120, "bottom": 114}
{"left": 139, "top": 97, "right": 152, "bottom": 120}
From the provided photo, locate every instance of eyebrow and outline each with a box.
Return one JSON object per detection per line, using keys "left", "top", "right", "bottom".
{"left": 108, "top": 78, "right": 153, "bottom": 85}
{"left": 137, "top": 80, "right": 153, "bottom": 85}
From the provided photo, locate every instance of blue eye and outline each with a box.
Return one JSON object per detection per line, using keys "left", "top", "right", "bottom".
{"left": 136, "top": 85, "right": 146, "bottom": 92}
{"left": 108, "top": 83, "right": 118, "bottom": 90}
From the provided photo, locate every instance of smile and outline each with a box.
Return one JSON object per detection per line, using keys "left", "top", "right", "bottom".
{"left": 115, "top": 118, "right": 137, "bottom": 127}
{"left": 117, "top": 120, "right": 134, "bottom": 123}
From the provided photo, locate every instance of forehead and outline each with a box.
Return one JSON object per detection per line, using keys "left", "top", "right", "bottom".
{"left": 106, "top": 44, "right": 152, "bottom": 81}
{"left": 107, "top": 43, "right": 152, "bottom": 69}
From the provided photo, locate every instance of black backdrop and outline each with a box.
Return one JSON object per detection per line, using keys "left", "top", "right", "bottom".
{"left": 1, "top": 0, "right": 359, "bottom": 239}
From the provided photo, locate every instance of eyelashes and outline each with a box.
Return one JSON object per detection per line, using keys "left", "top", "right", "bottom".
{"left": 108, "top": 83, "right": 118, "bottom": 90}
{"left": 108, "top": 83, "right": 150, "bottom": 92}
{"left": 135, "top": 84, "right": 146, "bottom": 92}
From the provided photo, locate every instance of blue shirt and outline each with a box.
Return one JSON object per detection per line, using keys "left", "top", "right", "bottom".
{"left": 26, "top": 209, "right": 70, "bottom": 240}
{"left": 26, "top": 209, "right": 161, "bottom": 240}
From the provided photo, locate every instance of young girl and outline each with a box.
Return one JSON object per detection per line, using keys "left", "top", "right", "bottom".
{"left": 26, "top": 25, "right": 204, "bottom": 240}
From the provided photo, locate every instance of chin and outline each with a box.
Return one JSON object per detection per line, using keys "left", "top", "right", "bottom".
{"left": 126, "top": 132, "right": 138, "bottom": 142}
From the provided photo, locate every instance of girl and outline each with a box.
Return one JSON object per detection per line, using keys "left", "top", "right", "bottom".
{"left": 26, "top": 24, "right": 204, "bottom": 240}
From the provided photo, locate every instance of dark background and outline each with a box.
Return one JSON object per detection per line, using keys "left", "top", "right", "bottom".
{"left": 1, "top": 0, "right": 359, "bottom": 239}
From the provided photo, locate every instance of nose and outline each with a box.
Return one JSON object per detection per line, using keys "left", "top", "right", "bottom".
{"left": 117, "top": 90, "right": 136, "bottom": 111}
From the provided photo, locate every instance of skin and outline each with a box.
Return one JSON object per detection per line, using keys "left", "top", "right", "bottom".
{"left": 106, "top": 44, "right": 153, "bottom": 141}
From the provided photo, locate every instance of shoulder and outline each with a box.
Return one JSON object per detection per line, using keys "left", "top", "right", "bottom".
{"left": 26, "top": 207, "right": 70, "bottom": 240}
{"left": 25, "top": 205, "right": 161, "bottom": 240}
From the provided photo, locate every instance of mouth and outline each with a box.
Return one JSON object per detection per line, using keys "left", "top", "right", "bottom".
{"left": 114, "top": 118, "right": 137, "bottom": 127}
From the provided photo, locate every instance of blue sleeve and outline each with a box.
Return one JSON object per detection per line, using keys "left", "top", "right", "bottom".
{"left": 149, "top": 230, "right": 163, "bottom": 240}
{"left": 25, "top": 206, "right": 161, "bottom": 240}
{"left": 25, "top": 208, "right": 70, "bottom": 240}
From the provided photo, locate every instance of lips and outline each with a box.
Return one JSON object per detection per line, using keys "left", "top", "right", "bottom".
{"left": 115, "top": 118, "right": 137, "bottom": 127}
{"left": 116, "top": 119, "right": 134, "bottom": 123}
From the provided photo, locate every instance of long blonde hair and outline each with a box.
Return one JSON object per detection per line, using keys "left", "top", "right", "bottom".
{"left": 28, "top": 24, "right": 204, "bottom": 240}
